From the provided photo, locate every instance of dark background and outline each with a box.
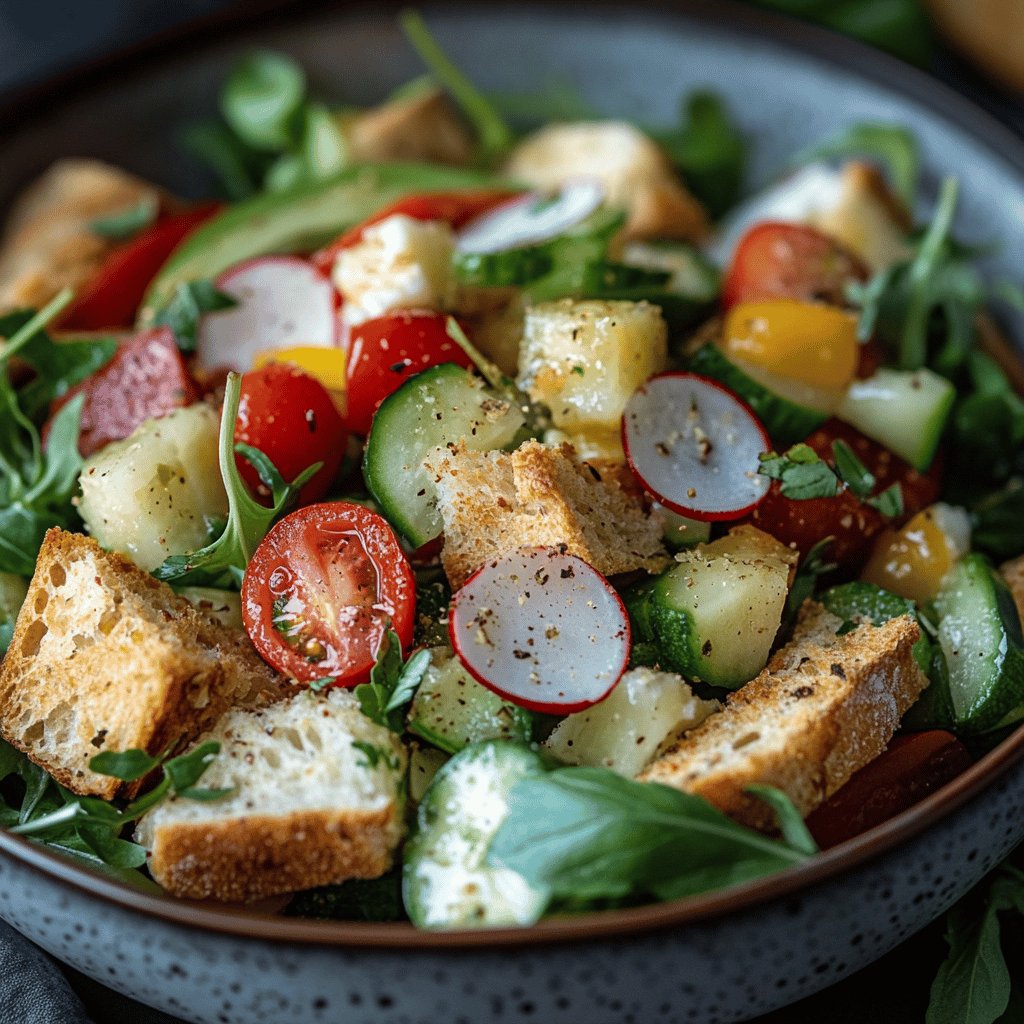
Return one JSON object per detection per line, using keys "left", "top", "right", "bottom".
{"left": 0, "top": 0, "right": 1020, "bottom": 1021}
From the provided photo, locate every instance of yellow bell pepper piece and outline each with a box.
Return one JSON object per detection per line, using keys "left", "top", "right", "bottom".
{"left": 861, "top": 507, "right": 957, "bottom": 605}
{"left": 723, "top": 299, "right": 859, "bottom": 394}
{"left": 253, "top": 346, "right": 347, "bottom": 393}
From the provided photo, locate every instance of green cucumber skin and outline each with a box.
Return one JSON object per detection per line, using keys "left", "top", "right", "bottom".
{"left": 935, "top": 554, "right": 1024, "bottom": 734}
{"left": 141, "top": 162, "right": 502, "bottom": 320}
{"left": 687, "top": 345, "right": 826, "bottom": 447}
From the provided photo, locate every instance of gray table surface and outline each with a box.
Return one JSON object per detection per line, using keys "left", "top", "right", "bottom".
{"left": 0, "top": 1, "right": 1020, "bottom": 1021}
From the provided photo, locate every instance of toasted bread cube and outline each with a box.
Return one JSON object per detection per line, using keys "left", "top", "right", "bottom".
{"left": 431, "top": 439, "right": 670, "bottom": 589}
{"left": 638, "top": 601, "right": 928, "bottom": 831}
{"left": 504, "top": 121, "right": 709, "bottom": 242}
{"left": 0, "top": 530, "right": 283, "bottom": 800}
{"left": 135, "top": 688, "right": 407, "bottom": 902}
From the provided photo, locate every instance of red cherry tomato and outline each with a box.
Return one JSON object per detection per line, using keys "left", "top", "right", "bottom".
{"left": 46, "top": 327, "right": 199, "bottom": 456}
{"left": 60, "top": 203, "right": 222, "bottom": 330}
{"left": 806, "top": 731, "right": 972, "bottom": 849}
{"left": 235, "top": 364, "right": 348, "bottom": 506}
{"left": 311, "top": 189, "right": 517, "bottom": 276}
{"left": 748, "top": 420, "right": 941, "bottom": 573}
{"left": 241, "top": 502, "right": 416, "bottom": 685}
{"left": 722, "top": 222, "right": 869, "bottom": 310}
{"left": 344, "top": 311, "right": 473, "bottom": 435}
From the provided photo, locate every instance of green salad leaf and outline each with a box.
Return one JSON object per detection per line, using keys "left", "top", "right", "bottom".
{"left": 285, "top": 871, "right": 406, "bottom": 921}
{"left": 355, "top": 628, "right": 432, "bottom": 733}
{"left": 89, "top": 195, "right": 160, "bottom": 240}
{"left": 152, "top": 279, "right": 237, "bottom": 352}
{"left": 221, "top": 50, "right": 307, "bottom": 152}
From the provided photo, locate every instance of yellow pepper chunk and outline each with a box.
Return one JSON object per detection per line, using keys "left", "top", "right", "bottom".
{"left": 861, "top": 505, "right": 967, "bottom": 604}
{"left": 253, "top": 346, "right": 347, "bottom": 393}
{"left": 722, "top": 300, "right": 859, "bottom": 394}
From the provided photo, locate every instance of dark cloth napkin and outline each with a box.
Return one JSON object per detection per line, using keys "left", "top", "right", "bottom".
{"left": 0, "top": 920, "right": 90, "bottom": 1024}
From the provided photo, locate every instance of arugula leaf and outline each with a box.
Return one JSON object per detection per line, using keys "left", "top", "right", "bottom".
{"left": 745, "top": 785, "right": 818, "bottom": 856}
{"left": 866, "top": 482, "right": 904, "bottom": 518}
{"left": 652, "top": 91, "right": 746, "bottom": 220}
{"left": 354, "top": 629, "right": 432, "bottom": 733}
{"left": 400, "top": 10, "right": 514, "bottom": 168}
{"left": 285, "top": 871, "right": 406, "bottom": 921}
{"left": 221, "top": 50, "right": 307, "bottom": 152}
{"left": 89, "top": 196, "right": 159, "bottom": 240}
{"left": 488, "top": 767, "right": 811, "bottom": 905}
{"left": 971, "top": 478, "right": 1024, "bottom": 562}
{"left": 153, "top": 373, "right": 321, "bottom": 588}
{"left": 152, "top": 280, "right": 237, "bottom": 352}
{"left": 88, "top": 748, "right": 161, "bottom": 783}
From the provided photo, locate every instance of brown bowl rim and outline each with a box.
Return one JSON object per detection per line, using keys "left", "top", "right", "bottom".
{"left": 1, "top": 0, "right": 1024, "bottom": 951}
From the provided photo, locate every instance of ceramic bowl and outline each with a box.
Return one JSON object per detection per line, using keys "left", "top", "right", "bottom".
{"left": 1, "top": 3, "right": 1024, "bottom": 1023}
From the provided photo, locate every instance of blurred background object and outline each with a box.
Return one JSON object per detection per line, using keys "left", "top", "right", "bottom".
{"left": 927, "top": 0, "right": 1024, "bottom": 93}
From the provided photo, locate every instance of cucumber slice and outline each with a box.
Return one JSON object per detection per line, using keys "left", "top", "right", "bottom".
{"left": 656, "top": 505, "right": 712, "bottom": 551}
{"left": 363, "top": 363, "right": 527, "bottom": 547}
{"left": 625, "top": 527, "right": 796, "bottom": 689}
{"left": 837, "top": 367, "right": 955, "bottom": 470}
{"left": 402, "top": 741, "right": 549, "bottom": 929}
{"left": 934, "top": 554, "right": 1024, "bottom": 733}
{"left": 620, "top": 241, "right": 720, "bottom": 302}
{"left": 408, "top": 648, "right": 532, "bottom": 754}
{"left": 688, "top": 344, "right": 827, "bottom": 447}
{"left": 408, "top": 743, "right": 449, "bottom": 804}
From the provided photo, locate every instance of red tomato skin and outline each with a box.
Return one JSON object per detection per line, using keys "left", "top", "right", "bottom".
{"left": 241, "top": 502, "right": 416, "bottom": 685}
{"left": 47, "top": 327, "right": 199, "bottom": 456}
{"left": 344, "top": 311, "right": 473, "bottom": 435}
{"left": 311, "top": 189, "right": 517, "bottom": 276}
{"left": 747, "top": 420, "right": 941, "bottom": 573}
{"left": 806, "top": 731, "right": 972, "bottom": 849}
{"left": 722, "top": 222, "right": 869, "bottom": 310}
{"left": 60, "top": 203, "right": 222, "bottom": 330}
{"left": 235, "top": 364, "right": 348, "bottom": 506}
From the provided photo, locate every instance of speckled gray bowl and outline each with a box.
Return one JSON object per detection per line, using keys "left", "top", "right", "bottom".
{"left": 2, "top": 4, "right": 1024, "bottom": 1023}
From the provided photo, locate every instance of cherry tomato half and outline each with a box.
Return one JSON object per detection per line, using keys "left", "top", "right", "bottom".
{"left": 344, "top": 311, "right": 473, "bottom": 435}
{"left": 60, "top": 203, "right": 222, "bottom": 330}
{"left": 235, "top": 363, "right": 348, "bottom": 506}
{"left": 310, "top": 189, "right": 517, "bottom": 276}
{"left": 47, "top": 327, "right": 199, "bottom": 456}
{"left": 747, "top": 420, "right": 941, "bottom": 573}
{"left": 722, "top": 222, "right": 869, "bottom": 311}
{"left": 241, "top": 502, "right": 416, "bottom": 685}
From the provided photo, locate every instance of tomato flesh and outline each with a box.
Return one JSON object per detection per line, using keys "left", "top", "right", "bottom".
{"left": 235, "top": 363, "right": 348, "bottom": 505}
{"left": 47, "top": 327, "right": 199, "bottom": 456}
{"left": 344, "top": 311, "right": 473, "bottom": 435}
{"left": 722, "top": 221, "right": 868, "bottom": 310}
{"left": 242, "top": 502, "right": 415, "bottom": 685}
{"left": 747, "top": 420, "right": 941, "bottom": 573}
{"left": 60, "top": 203, "right": 222, "bottom": 330}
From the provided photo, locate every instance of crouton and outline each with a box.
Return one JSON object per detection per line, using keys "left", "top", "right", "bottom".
{"left": 344, "top": 86, "right": 474, "bottom": 166}
{"left": 0, "top": 159, "right": 163, "bottom": 313}
{"left": 0, "top": 530, "right": 284, "bottom": 800}
{"left": 135, "top": 688, "right": 407, "bottom": 902}
{"left": 431, "top": 439, "right": 670, "bottom": 589}
{"left": 1001, "top": 554, "right": 1024, "bottom": 625}
{"left": 504, "top": 121, "right": 709, "bottom": 242}
{"left": 638, "top": 601, "right": 928, "bottom": 831}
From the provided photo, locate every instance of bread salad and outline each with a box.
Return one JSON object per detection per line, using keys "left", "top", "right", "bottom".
{"left": 0, "top": 16, "right": 1022, "bottom": 929}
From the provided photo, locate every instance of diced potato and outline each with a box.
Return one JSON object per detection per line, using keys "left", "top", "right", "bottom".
{"left": 333, "top": 213, "right": 456, "bottom": 327}
{"left": 176, "top": 587, "right": 243, "bottom": 630}
{"left": 543, "top": 668, "right": 719, "bottom": 777}
{"left": 78, "top": 405, "right": 227, "bottom": 572}
{"left": 518, "top": 299, "right": 667, "bottom": 450}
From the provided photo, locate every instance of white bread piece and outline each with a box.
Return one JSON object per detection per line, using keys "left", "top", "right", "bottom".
{"left": 0, "top": 159, "right": 162, "bottom": 313}
{"left": 430, "top": 439, "right": 670, "bottom": 589}
{"left": 135, "top": 688, "right": 407, "bottom": 902}
{"left": 638, "top": 601, "right": 928, "bottom": 831}
{"left": 0, "top": 530, "right": 284, "bottom": 800}
{"left": 503, "top": 121, "right": 709, "bottom": 243}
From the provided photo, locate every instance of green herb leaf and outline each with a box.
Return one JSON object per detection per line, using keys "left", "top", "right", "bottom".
{"left": 88, "top": 748, "right": 162, "bottom": 783}
{"left": 745, "top": 785, "right": 818, "bottom": 855}
{"left": 782, "top": 536, "right": 837, "bottom": 633}
{"left": 831, "top": 439, "right": 875, "bottom": 498}
{"left": 866, "top": 482, "right": 904, "bottom": 518}
{"left": 89, "top": 196, "right": 160, "bottom": 240}
{"left": 488, "top": 766, "right": 810, "bottom": 907}
{"left": 163, "top": 741, "right": 223, "bottom": 792}
{"left": 180, "top": 119, "right": 265, "bottom": 202}
{"left": 285, "top": 871, "right": 406, "bottom": 921}
{"left": 221, "top": 50, "right": 307, "bottom": 152}
{"left": 971, "top": 478, "right": 1024, "bottom": 562}
{"left": 354, "top": 629, "right": 427, "bottom": 733}
{"left": 152, "top": 280, "right": 237, "bottom": 353}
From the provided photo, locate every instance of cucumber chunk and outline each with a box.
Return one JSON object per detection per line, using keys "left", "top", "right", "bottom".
{"left": 408, "top": 648, "right": 532, "bottom": 754}
{"left": 688, "top": 344, "right": 826, "bottom": 447}
{"left": 402, "top": 741, "right": 548, "bottom": 928}
{"left": 363, "top": 363, "right": 527, "bottom": 547}
{"left": 656, "top": 505, "right": 712, "bottom": 551}
{"left": 408, "top": 743, "right": 449, "bottom": 804}
{"left": 933, "top": 554, "right": 1024, "bottom": 733}
{"left": 837, "top": 367, "right": 955, "bottom": 470}
{"left": 626, "top": 526, "right": 797, "bottom": 689}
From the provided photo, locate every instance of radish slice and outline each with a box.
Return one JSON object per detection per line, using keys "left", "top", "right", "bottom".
{"left": 622, "top": 372, "right": 772, "bottom": 522}
{"left": 196, "top": 256, "right": 339, "bottom": 372}
{"left": 456, "top": 180, "right": 604, "bottom": 254}
{"left": 449, "top": 546, "right": 631, "bottom": 714}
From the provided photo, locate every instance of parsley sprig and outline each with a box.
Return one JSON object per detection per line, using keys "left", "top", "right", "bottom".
{"left": 354, "top": 628, "right": 432, "bottom": 733}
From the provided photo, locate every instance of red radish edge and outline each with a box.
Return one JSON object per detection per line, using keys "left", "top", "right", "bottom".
{"left": 448, "top": 546, "right": 632, "bottom": 715}
{"left": 621, "top": 371, "right": 773, "bottom": 523}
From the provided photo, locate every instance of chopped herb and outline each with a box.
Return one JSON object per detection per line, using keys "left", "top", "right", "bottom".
{"left": 89, "top": 195, "right": 160, "bottom": 240}
{"left": 152, "top": 279, "right": 237, "bottom": 352}
{"left": 354, "top": 629, "right": 432, "bottom": 733}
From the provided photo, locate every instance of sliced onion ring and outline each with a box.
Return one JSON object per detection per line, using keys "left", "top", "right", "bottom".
{"left": 449, "top": 546, "right": 631, "bottom": 714}
{"left": 622, "top": 371, "right": 772, "bottom": 522}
